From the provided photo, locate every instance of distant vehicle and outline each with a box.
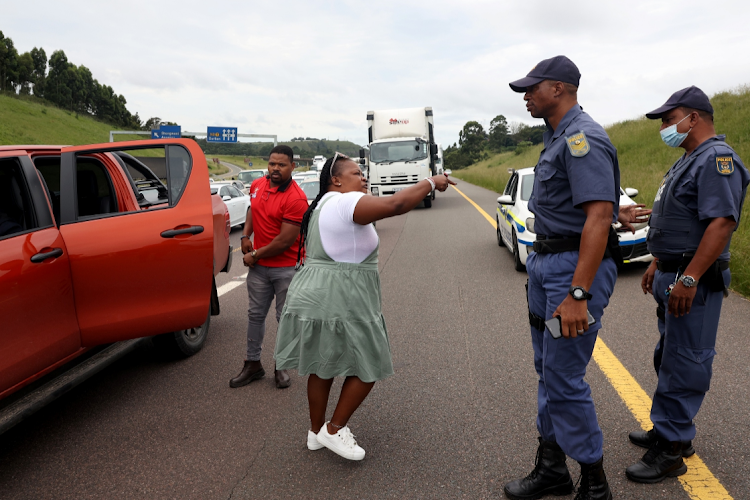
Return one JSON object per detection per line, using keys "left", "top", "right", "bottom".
{"left": 434, "top": 143, "right": 444, "bottom": 175}
{"left": 237, "top": 169, "right": 267, "bottom": 193}
{"left": 298, "top": 178, "right": 321, "bottom": 205}
{"left": 311, "top": 155, "right": 326, "bottom": 171}
{"left": 365, "top": 107, "right": 438, "bottom": 208}
{"left": 292, "top": 171, "right": 319, "bottom": 183}
{"left": 210, "top": 181, "right": 251, "bottom": 228}
{"left": 0, "top": 139, "right": 231, "bottom": 433}
{"left": 496, "top": 167, "right": 652, "bottom": 272}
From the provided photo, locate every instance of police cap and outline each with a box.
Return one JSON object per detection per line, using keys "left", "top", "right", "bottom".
{"left": 509, "top": 55, "right": 581, "bottom": 93}
{"left": 645, "top": 86, "right": 714, "bottom": 119}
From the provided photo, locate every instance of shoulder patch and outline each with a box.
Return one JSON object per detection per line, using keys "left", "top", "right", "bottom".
{"left": 566, "top": 131, "right": 590, "bottom": 157}
{"left": 716, "top": 155, "right": 735, "bottom": 175}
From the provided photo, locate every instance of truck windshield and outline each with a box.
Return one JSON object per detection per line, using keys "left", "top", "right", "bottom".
{"left": 370, "top": 140, "right": 428, "bottom": 164}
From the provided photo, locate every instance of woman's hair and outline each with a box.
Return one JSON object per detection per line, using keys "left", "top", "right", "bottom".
{"left": 295, "top": 154, "right": 350, "bottom": 267}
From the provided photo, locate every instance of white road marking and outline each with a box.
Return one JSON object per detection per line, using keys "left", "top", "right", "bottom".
{"left": 217, "top": 273, "right": 247, "bottom": 297}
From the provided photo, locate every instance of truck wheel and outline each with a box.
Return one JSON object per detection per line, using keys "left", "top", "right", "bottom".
{"left": 153, "top": 308, "right": 210, "bottom": 358}
{"left": 424, "top": 197, "right": 432, "bottom": 208}
{"left": 513, "top": 230, "right": 526, "bottom": 272}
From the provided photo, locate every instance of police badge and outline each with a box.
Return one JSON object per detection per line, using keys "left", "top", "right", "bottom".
{"left": 566, "top": 131, "right": 590, "bottom": 157}
{"left": 716, "top": 155, "right": 735, "bottom": 175}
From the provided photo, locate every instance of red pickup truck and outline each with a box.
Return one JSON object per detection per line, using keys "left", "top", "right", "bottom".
{"left": 0, "top": 139, "right": 231, "bottom": 432}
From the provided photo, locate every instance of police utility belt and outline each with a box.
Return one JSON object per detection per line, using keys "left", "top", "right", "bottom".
{"left": 656, "top": 255, "right": 729, "bottom": 294}
{"left": 532, "top": 226, "right": 624, "bottom": 268}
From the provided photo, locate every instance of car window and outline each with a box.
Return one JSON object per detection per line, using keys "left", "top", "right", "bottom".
{"left": 219, "top": 186, "right": 230, "bottom": 198}
{"left": 520, "top": 174, "right": 535, "bottom": 201}
{"left": 227, "top": 186, "right": 241, "bottom": 198}
{"left": 503, "top": 176, "right": 514, "bottom": 196}
{"left": 509, "top": 174, "right": 519, "bottom": 201}
{"left": 299, "top": 182, "right": 320, "bottom": 199}
{"left": 0, "top": 158, "right": 39, "bottom": 240}
{"left": 75, "top": 157, "right": 119, "bottom": 219}
{"left": 210, "top": 186, "right": 219, "bottom": 195}
{"left": 167, "top": 145, "right": 191, "bottom": 205}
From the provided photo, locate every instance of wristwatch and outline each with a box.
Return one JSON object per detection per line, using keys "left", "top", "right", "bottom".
{"left": 250, "top": 249, "right": 258, "bottom": 258}
{"left": 240, "top": 235, "right": 249, "bottom": 241}
{"left": 569, "top": 286, "right": 593, "bottom": 301}
{"left": 679, "top": 275, "right": 698, "bottom": 288}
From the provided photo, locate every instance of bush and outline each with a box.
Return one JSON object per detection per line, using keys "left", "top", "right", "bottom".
{"left": 514, "top": 141, "right": 533, "bottom": 156}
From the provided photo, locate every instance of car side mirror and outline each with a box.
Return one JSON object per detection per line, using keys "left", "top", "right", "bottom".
{"left": 624, "top": 187, "right": 639, "bottom": 198}
{"left": 497, "top": 195, "right": 514, "bottom": 205}
{"left": 222, "top": 195, "right": 232, "bottom": 202}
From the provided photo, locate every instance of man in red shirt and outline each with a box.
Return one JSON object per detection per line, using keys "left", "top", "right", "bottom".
{"left": 230, "top": 145, "right": 308, "bottom": 389}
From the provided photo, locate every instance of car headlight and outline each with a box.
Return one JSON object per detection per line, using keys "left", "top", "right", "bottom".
{"left": 371, "top": 186, "right": 379, "bottom": 196}
{"left": 526, "top": 217, "right": 535, "bottom": 233}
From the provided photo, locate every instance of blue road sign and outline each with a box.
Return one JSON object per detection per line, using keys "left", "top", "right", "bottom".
{"left": 247, "top": 162, "right": 253, "bottom": 166}
{"left": 151, "top": 130, "right": 161, "bottom": 139}
{"left": 207, "top": 127, "right": 238, "bottom": 143}
{"left": 159, "top": 125, "right": 181, "bottom": 139}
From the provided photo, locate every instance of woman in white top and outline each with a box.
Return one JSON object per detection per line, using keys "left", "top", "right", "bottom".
{"left": 275, "top": 152, "right": 454, "bottom": 460}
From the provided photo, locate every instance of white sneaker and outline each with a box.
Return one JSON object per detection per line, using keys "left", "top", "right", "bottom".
{"left": 316, "top": 423, "right": 365, "bottom": 460}
{"left": 308, "top": 430, "right": 324, "bottom": 450}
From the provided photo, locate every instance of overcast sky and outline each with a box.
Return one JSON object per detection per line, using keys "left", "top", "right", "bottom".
{"left": 5, "top": 0, "right": 750, "bottom": 147}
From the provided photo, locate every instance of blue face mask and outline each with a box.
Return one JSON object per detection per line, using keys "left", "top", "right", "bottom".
{"left": 660, "top": 113, "right": 693, "bottom": 148}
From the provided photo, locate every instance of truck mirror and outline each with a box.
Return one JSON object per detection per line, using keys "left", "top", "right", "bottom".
{"left": 430, "top": 144, "right": 438, "bottom": 155}
{"left": 359, "top": 148, "right": 365, "bottom": 159}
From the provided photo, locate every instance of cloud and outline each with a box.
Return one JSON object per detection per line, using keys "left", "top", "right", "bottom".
{"left": 4, "top": 0, "right": 750, "bottom": 147}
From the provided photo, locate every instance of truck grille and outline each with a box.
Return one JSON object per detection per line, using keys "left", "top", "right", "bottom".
{"left": 379, "top": 174, "right": 420, "bottom": 184}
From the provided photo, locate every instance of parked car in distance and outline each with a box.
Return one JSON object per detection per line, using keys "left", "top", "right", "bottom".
{"left": 292, "top": 171, "right": 319, "bottom": 183}
{"left": 210, "top": 181, "right": 251, "bottom": 229}
{"left": 0, "top": 139, "right": 231, "bottom": 434}
{"left": 237, "top": 169, "right": 267, "bottom": 193}
{"left": 298, "top": 178, "right": 321, "bottom": 205}
{"left": 311, "top": 155, "right": 326, "bottom": 171}
{"left": 496, "top": 167, "right": 652, "bottom": 272}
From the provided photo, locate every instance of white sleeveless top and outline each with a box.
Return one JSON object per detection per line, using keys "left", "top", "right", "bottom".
{"left": 316, "top": 192, "right": 379, "bottom": 263}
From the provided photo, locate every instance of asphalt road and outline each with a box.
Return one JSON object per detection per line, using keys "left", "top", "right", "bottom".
{"left": 217, "top": 160, "right": 243, "bottom": 179}
{"left": 1, "top": 181, "right": 749, "bottom": 499}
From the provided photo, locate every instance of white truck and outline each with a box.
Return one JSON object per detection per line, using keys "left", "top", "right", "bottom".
{"left": 311, "top": 155, "right": 326, "bottom": 171}
{"left": 362, "top": 107, "right": 439, "bottom": 208}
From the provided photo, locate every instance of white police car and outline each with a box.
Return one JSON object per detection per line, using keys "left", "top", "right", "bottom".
{"left": 496, "top": 167, "right": 652, "bottom": 272}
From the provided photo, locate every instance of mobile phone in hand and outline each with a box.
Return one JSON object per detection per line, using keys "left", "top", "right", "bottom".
{"left": 545, "top": 311, "right": 596, "bottom": 339}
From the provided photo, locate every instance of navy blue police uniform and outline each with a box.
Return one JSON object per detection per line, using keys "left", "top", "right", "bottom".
{"left": 507, "top": 56, "right": 621, "bottom": 467}
{"left": 526, "top": 104, "right": 620, "bottom": 465}
{"left": 647, "top": 128, "right": 749, "bottom": 443}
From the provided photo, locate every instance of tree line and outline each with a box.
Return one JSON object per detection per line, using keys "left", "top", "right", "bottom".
{"left": 0, "top": 31, "right": 143, "bottom": 129}
{"left": 444, "top": 115, "right": 546, "bottom": 170}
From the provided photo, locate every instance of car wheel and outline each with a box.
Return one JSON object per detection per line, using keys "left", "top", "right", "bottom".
{"left": 153, "top": 308, "right": 210, "bottom": 358}
{"left": 513, "top": 230, "right": 526, "bottom": 272}
{"left": 496, "top": 216, "right": 503, "bottom": 247}
{"left": 423, "top": 197, "right": 432, "bottom": 208}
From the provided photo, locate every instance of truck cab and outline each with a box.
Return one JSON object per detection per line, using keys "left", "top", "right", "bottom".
{"left": 366, "top": 107, "right": 439, "bottom": 208}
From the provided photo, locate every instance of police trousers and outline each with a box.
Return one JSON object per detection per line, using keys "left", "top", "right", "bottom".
{"left": 526, "top": 251, "right": 617, "bottom": 464}
{"left": 650, "top": 268, "right": 730, "bottom": 442}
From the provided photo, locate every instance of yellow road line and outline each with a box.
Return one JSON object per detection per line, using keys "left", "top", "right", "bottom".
{"left": 451, "top": 185, "right": 497, "bottom": 229}
{"left": 454, "top": 185, "right": 733, "bottom": 500}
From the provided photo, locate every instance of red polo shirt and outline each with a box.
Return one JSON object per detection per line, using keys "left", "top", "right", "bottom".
{"left": 249, "top": 175, "right": 308, "bottom": 267}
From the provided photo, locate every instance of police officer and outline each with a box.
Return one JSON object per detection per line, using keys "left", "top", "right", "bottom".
{"left": 504, "top": 56, "right": 620, "bottom": 500}
{"left": 625, "top": 87, "right": 749, "bottom": 483}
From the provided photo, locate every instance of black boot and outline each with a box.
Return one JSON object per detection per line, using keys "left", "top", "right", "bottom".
{"left": 629, "top": 428, "right": 694, "bottom": 457}
{"left": 574, "top": 457, "right": 612, "bottom": 500}
{"left": 504, "top": 437, "right": 574, "bottom": 500}
{"left": 229, "top": 360, "right": 265, "bottom": 388}
{"left": 626, "top": 436, "right": 688, "bottom": 483}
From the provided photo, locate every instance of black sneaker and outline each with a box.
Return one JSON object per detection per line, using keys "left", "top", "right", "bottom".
{"left": 629, "top": 428, "right": 694, "bottom": 457}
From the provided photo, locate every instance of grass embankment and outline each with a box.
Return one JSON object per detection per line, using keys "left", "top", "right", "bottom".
{"left": 204, "top": 154, "right": 265, "bottom": 177}
{"left": 452, "top": 86, "right": 750, "bottom": 297}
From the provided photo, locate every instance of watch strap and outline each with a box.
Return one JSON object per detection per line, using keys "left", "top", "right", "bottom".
{"left": 569, "top": 285, "right": 593, "bottom": 300}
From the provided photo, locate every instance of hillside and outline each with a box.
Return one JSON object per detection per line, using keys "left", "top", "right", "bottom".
{"left": 0, "top": 93, "right": 146, "bottom": 145}
{"left": 452, "top": 86, "right": 750, "bottom": 296}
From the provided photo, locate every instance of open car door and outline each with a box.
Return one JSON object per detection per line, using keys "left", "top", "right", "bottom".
{"left": 57, "top": 140, "right": 213, "bottom": 346}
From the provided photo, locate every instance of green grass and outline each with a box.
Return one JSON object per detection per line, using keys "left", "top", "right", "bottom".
{"left": 453, "top": 86, "right": 750, "bottom": 297}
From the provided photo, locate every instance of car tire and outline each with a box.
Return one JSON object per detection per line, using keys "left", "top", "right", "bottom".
{"left": 153, "top": 308, "right": 210, "bottom": 358}
{"left": 496, "top": 216, "right": 503, "bottom": 247}
{"left": 513, "top": 230, "right": 526, "bottom": 272}
{"left": 424, "top": 197, "right": 432, "bottom": 208}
